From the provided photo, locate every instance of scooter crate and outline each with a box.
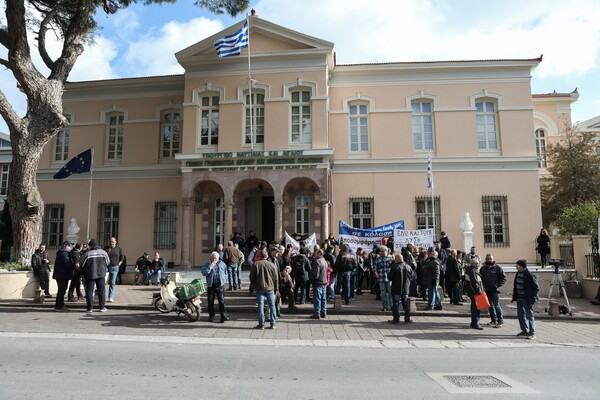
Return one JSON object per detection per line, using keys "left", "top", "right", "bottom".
{"left": 177, "top": 279, "right": 206, "bottom": 300}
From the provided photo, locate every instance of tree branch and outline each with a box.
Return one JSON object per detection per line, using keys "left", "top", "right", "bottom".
{"left": 49, "top": 0, "right": 92, "bottom": 82}
{"left": 37, "top": 7, "right": 58, "bottom": 70}
{"left": 0, "top": 88, "right": 22, "bottom": 132}
{"left": 0, "top": 57, "right": 9, "bottom": 68}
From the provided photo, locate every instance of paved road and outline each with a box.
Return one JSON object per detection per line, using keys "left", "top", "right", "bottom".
{"left": 0, "top": 333, "right": 598, "bottom": 400}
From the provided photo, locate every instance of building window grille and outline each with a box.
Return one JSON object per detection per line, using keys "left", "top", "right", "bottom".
{"left": 349, "top": 197, "right": 373, "bottom": 229}
{"left": 415, "top": 196, "right": 441, "bottom": 239}
{"left": 43, "top": 204, "right": 64, "bottom": 249}
{"left": 154, "top": 201, "right": 177, "bottom": 249}
{"left": 98, "top": 203, "right": 119, "bottom": 247}
{"left": 482, "top": 195, "right": 509, "bottom": 247}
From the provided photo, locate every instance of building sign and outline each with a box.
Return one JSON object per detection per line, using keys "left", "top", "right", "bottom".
{"left": 182, "top": 150, "right": 330, "bottom": 171}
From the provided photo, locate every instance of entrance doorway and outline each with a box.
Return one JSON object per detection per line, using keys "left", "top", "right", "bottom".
{"left": 245, "top": 195, "right": 274, "bottom": 243}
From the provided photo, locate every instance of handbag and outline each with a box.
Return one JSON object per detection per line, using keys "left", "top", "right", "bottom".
{"left": 474, "top": 292, "right": 490, "bottom": 310}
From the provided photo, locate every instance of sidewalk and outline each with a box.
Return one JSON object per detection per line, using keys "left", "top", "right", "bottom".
{"left": 1, "top": 274, "right": 599, "bottom": 321}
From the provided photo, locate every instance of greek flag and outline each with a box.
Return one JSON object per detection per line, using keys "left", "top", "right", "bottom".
{"left": 214, "top": 21, "right": 248, "bottom": 58}
{"left": 427, "top": 155, "right": 434, "bottom": 192}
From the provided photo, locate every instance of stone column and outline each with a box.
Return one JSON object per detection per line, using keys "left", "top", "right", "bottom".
{"left": 179, "top": 197, "right": 193, "bottom": 269}
{"left": 321, "top": 200, "right": 330, "bottom": 242}
{"left": 224, "top": 201, "right": 234, "bottom": 244}
{"left": 274, "top": 201, "right": 284, "bottom": 242}
{"left": 460, "top": 212, "right": 474, "bottom": 252}
{"left": 572, "top": 235, "right": 592, "bottom": 279}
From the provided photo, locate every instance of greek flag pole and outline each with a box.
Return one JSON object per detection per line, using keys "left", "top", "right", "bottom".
{"left": 247, "top": 14, "right": 254, "bottom": 151}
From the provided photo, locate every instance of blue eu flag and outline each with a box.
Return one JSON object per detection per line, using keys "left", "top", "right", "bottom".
{"left": 53, "top": 149, "right": 92, "bottom": 179}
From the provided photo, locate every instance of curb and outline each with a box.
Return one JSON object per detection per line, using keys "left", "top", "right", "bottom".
{"left": 1, "top": 301, "right": 598, "bottom": 321}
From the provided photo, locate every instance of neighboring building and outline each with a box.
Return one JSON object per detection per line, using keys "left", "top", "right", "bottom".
{"left": 34, "top": 17, "right": 568, "bottom": 265}
{"left": 0, "top": 132, "right": 12, "bottom": 209}
{"left": 532, "top": 90, "right": 579, "bottom": 175}
{"left": 577, "top": 115, "right": 600, "bottom": 154}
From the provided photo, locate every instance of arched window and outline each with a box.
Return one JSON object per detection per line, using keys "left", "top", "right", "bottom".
{"left": 535, "top": 128, "right": 547, "bottom": 169}
{"left": 245, "top": 91, "right": 265, "bottom": 146}
{"left": 55, "top": 114, "right": 71, "bottom": 162}
{"left": 475, "top": 99, "right": 498, "bottom": 150}
{"left": 160, "top": 109, "right": 181, "bottom": 158}
{"left": 348, "top": 102, "right": 369, "bottom": 153}
{"left": 295, "top": 195, "right": 310, "bottom": 235}
{"left": 200, "top": 94, "right": 219, "bottom": 146}
{"left": 106, "top": 112, "right": 124, "bottom": 160}
{"left": 290, "top": 89, "right": 311, "bottom": 143}
{"left": 411, "top": 100, "right": 434, "bottom": 151}
{"left": 214, "top": 197, "right": 225, "bottom": 247}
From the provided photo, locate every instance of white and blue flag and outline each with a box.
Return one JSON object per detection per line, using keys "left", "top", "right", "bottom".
{"left": 214, "top": 21, "right": 249, "bottom": 58}
{"left": 427, "top": 155, "right": 434, "bottom": 192}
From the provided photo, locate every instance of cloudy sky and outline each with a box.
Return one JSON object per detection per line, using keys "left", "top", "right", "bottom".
{"left": 1, "top": 0, "right": 599, "bottom": 134}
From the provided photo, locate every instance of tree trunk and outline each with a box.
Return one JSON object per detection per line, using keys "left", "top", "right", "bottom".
{"left": 8, "top": 148, "right": 45, "bottom": 265}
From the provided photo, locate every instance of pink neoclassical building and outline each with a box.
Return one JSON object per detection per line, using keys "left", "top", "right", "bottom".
{"left": 33, "top": 16, "right": 577, "bottom": 267}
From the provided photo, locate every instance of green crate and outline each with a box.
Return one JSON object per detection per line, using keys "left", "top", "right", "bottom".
{"left": 177, "top": 278, "right": 206, "bottom": 300}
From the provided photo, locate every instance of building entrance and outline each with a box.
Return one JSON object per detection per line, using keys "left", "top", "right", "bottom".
{"left": 245, "top": 195, "right": 274, "bottom": 243}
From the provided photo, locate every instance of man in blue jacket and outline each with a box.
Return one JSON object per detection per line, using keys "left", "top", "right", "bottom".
{"left": 201, "top": 251, "right": 229, "bottom": 323}
{"left": 53, "top": 241, "right": 75, "bottom": 311}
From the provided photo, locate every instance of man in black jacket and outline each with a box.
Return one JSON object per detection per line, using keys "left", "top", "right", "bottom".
{"left": 53, "top": 241, "right": 74, "bottom": 311}
{"left": 291, "top": 247, "right": 311, "bottom": 304}
{"left": 67, "top": 242, "right": 83, "bottom": 302}
{"left": 335, "top": 244, "right": 357, "bottom": 305}
{"left": 512, "top": 259, "right": 540, "bottom": 339}
{"left": 480, "top": 253, "right": 507, "bottom": 327}
{"left": 31, "top": 244, "right": 51, "bottom": 297}
{"left": 387, "top": 254, "right": 413, "bottom": 324}
{"left": 79, "top": 240, "right": 110, "bottom": 313}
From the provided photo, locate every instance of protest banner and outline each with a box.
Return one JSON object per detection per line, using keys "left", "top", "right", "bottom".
{"left": 339, "top": 220, "right": 405, "bottom": 254}
{"left": 393, "top": 228, "right": 435, "bottom": 252}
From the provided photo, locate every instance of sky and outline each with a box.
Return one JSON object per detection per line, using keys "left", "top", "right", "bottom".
{"left": 1, "top": 0, "right": 599, "bottom": 134}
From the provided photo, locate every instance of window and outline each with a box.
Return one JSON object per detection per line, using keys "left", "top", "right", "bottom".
{"left": 350, "top": 197, "right": 373, "bottom": 229}
{"left": 160, "top": 110, "right": 181, "bottom": 158}
{"left": 42, "top": 204, "right": 64, "bottom": 249}
{"left": 291, "top": 90, "right": 311, "bottom": 143}
{"left": 200, "top": 95, "right": 219, "bottom": 146}
{"left": 412, "top": 101, "right": 434, "bottom": 151}
{"left": 295, "top": 195, "right": 310, "bottom": 235}
{"left": 214, "top": 197, "right": 225, "bottom": 247}
{"left": 349, "top": 103, "right": 369, "bottom": 152}
{"left": 55, "top": 115, "right": 71, "bottom": 162}
{"left": 245, "top": 92, "right": 265, "bottom": 146}
{"left": 98, "top": 203, "right": 119, "bottom": 247}
{"left": 482, "top": 195, "right": 509, "bottom": 247}
{"left": 415, "top": 196, "right": 441, "bottom": 239}
{"left": 107, "top": 112, "right": 124, "bottom": 160}
{"left": 476, "top": 100, "right": 498, "bottom": 150}
{"left": 535, "top": 128, "right": 547, "bottom": 168}
{"left": 0, "top": 164, "right": 9, "bottom": 196}
{"left": 154, "top": 201, "right": 177, "bottom": 249}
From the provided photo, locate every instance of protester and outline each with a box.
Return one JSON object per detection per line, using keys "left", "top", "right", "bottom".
{"left": 309, "top": 248, "right": 328, "bottom": 319}
{"left": 52, "top": 241, "right": 75, "bottom": 312}
{"left": 464, "top": 259, "right": 484, "bottom": 330}
{"left": 249, "top": 249, "right": 279, "bottom": 329}
{"left": 513, "top": 259, "right": 540, "bottom": 339}
{"left": 79, "top": 240, "right": 110, "bottom": 313}
{"left": 31, "top": 244, "right": 51, "bottom": 298}
{"left": 201, "top": 251, "right": 229, "bottom": 323}
{"left": 387, "top": 254, "right": 413, "bottom": 324}
{"left": 480, "top": 253, "right": 506, "bottom": 327}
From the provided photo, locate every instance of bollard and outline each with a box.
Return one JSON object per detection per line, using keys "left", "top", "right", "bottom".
{"left": 409, "top": 297, "right": 417, "bottom": 311}
{"left": 548, "top": 300, "right": 560, "bottom": 316}
{"left": 333, "top": 295, "right": 342, "bottom": 309}
{"left": 33, "top": 289, "right": 44, "bottom": 304}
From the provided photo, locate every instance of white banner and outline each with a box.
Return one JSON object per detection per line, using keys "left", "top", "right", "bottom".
{"left": 339, "top": 220, "right": 405, "bottom": 254}
{"left": 394, "top": 228, "right": 435, "bottom": 252}
{"left": 284, "top": 231, "right": 317, "bottom": 253}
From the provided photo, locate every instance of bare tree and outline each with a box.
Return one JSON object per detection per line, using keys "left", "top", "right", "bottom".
{"left": 0, "top": 0, "right": 248, "bottom": 263}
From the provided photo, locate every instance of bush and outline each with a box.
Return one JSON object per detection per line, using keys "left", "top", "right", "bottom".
{"left": 0, "top": 262, "right": 31, "bottom": 271}
{"left": 556, "top": 201, "right": 599, "bottom": 236}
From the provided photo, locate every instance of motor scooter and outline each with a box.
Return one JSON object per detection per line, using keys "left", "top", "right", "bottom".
{"left": 152, "top": 273, "right": 205, "bottom": 321}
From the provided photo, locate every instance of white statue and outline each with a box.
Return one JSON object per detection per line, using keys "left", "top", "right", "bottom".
{"left": 460, "top": 212, "right": 473, "bottom": 233}
{"left": 66, "top": 218, "right": 80, "bottom": 242}
{"left": 67, "top": 218, "right": 80, "bottom": 236}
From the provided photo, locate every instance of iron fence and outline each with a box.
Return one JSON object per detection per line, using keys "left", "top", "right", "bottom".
{"left": 586, "top": 250, "right": 600, "bottom": 279}
{"left": 558, "top": 241, "right": 575, "bottom": 267}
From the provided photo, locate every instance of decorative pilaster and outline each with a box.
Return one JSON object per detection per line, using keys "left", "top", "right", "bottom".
{"left": 321, "top": 200, "right": 330, "bottom": 242}
{"left": 274, "top": 201, "right": 284, "bottom": 242}
{"left": 224, "top": 201, "right": 234, "bottom": 244}
{"left": 179, "top": 197, "right": 193, "bottom": 269}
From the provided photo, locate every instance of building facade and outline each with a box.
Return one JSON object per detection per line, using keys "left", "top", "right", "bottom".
{"left": 34, "top": 17, "right": 571, "bottom": 266}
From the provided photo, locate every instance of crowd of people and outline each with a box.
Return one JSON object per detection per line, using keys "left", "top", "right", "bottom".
{"left": 33, "top": 229, "right": 541, "bottom": 339}
{"left": 211, "top": 230, "right": 540, "bottom": 338}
